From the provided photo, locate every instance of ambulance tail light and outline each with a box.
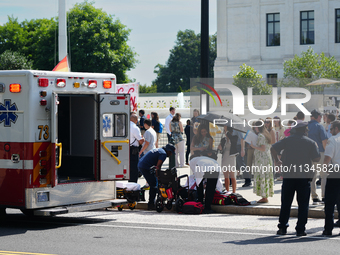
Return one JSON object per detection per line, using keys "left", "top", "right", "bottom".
{"left": 38, "top": 78, "right": 49, "bottom": 87}
{"left": 56, "top": 78, "right": 66, "bottom": 88}
{"left": 88, "top": 80, "right": 97, "bottom": 88}
{"left": 73, "top": 82, "right": 80, "bottom": 88}
{"left": 103, "top": 80, "right": 112, "bottom": 89}
{"left": 40, "top": 99, "right": 47, "bottom": 106}
{"left": 9, "top": 84, "right": 21, "bottom": 93}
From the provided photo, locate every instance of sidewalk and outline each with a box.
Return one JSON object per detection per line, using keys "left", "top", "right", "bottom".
{"left": 132, "top": 158, "right": 333, "bottom": 219}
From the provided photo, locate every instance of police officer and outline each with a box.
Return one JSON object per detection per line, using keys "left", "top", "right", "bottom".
{"left": 322, "top": 120, "right": 340, "bottom": 236}
{"left": 138, "top": 144, "right": 175, "bottom": 210}
{"left": 271, "top": 122, "right": 320, "bottom": 236}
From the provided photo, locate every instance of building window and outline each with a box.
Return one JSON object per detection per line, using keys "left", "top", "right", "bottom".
{"left": 267, "top": 74, "right": 277, "bottom": 87}
{"left": 300, "top": 11, "right": 314, "bottom": 44}
{"left": 336, "top": 9, "right": 340, "bottom": 43}
{"left": 267, "top": 13, "right": 280, "bottom": 46}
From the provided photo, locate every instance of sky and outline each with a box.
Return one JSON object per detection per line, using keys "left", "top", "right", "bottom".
{"left": 0, "top": 0, "right": 217, "bottom": 85}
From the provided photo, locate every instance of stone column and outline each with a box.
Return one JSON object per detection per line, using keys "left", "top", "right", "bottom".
{"left": 250, "top": 0, "right": 261, "bottom": 61}
{"left": 283, "top": 0, "right": 294, "bottom": 60}
{"left": 216, "top": 0, "right": 228, "bottom": 62}
{"left": 320, "top": 0, "right": 329, "bottom": 56}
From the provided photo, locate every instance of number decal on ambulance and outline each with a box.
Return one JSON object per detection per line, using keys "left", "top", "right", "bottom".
{"left": 38, "top": 125, "right": 50, "bottom": 140}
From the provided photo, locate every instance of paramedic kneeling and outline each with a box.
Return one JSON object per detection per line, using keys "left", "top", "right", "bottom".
{"left": 138, "top": 144, "right": 175, "bottom": 210}
{"left": 189, "top": 156, "right": 219, "bottom": 214}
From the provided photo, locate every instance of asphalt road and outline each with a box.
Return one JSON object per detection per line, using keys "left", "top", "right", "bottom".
{"left": 1, "top": 208, "right": 340, "bottom": 255}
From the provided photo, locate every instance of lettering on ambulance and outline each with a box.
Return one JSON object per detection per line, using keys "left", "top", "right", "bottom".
{"left": 32, "top": 142, "right": 52, "bottom": 188}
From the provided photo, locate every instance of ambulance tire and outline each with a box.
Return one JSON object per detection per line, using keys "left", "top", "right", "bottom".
{"left": 118, "top": 205, "right": 123, "bottom": 211}
{"left": 20, "top": 209, "right": 35, "bottom": 217}
{"left": 0, "top": 208, "right": 6, "bottom": 220}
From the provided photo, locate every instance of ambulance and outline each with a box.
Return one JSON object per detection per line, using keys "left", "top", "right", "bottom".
{"left": 0, "top": 70, "right": 130, "bottom": 216}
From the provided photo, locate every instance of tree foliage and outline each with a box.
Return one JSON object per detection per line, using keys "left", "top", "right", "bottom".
{"left": 139, "top": 83, "right": 157, "bottom": 93}
{"left": 153, "top": 29, "right": 216, "bottom": 92}
{"left": 233, "top": 64, "right": 272, "bottom": 95}
{"left": 281, "top": 47, "right": 340, "bottom": 87}
{"left": 0, "top": 1, "right": 137, "bottom": 83}
{"left": 0, "top": 50, "right": 33, "bottom": 70}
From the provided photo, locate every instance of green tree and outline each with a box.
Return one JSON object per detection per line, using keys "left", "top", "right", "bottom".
{"left": 0, "top": 1, "right": 137, "bottom": 83}
{"left": 68, "top": 1, "right": 137, "bottom": 82}
{"left": 232, "top": 64, "right": 272, "bottom": 95}
{"left": 139, "top": 83, "right": 157, "bottom": 93}
{"left": 0, "top": 50, "right": 33, "bottom": 70}
{"left": 281, "top": 47, "right": 340, "bottom": 87}
{"left": 153, "top": 29, "right": 216, "bottom": 92}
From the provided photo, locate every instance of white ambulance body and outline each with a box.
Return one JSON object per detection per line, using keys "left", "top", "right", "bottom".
{"left": 0, "top": 70, "right": 130, "bottom": 216}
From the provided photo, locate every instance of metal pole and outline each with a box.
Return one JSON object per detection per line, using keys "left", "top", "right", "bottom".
{"left": 58, "top": 0, "right": 68, "bottom": 61}
{"left": 200, "top": 0, "right": 209, "bottom": 114}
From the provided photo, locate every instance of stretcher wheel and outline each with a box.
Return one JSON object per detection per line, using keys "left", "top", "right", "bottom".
{"left": 128, "top": 202, "right": 136, "bottom": 210}
{"left": 118, "top": 205, "right": 124, "bottom": 211}
{"left": 175, "top": 198, "right": 184, "bottom": 213}
{"left": 165, "top": 200, "right": 173, "bottom": 210}
{"left": 156, "top": 198, "right": 164, "bottom": 213}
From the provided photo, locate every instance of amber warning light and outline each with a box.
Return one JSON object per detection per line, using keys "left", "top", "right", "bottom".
{"left": 9, "top": 84, "right": 21, "bottom": 93}
{"left": 103, "top": 80, "right": 112, "bottom": 89}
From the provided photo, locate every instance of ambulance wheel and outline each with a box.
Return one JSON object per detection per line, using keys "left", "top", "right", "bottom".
{"left": 118, "top": 205, "right": 124, "bottom": 211}
{"left": 128, "top": 202, "right": 136, "bottom": 210}
{"left": 165, "top": 200, "right": 173, "bottom": 210}
{"left": 0, "top": 208, "right": 6, "bottom": 220}
{"left": 175, "top": 198, "right": 184, "bottom": 213}
{"left": 156, "top": 198, "right": 163, "bottom": 213}
{"left": 20, "top": 209, "right": 35, "bottom": 217}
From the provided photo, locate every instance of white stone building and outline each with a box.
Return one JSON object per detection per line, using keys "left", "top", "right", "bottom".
{"left": 214, "top": 0, "right": 340, "bottom": 85}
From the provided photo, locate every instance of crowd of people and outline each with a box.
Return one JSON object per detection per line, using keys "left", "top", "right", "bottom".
{"left": 128, "top": 107, "right": 340, "bottom": 235}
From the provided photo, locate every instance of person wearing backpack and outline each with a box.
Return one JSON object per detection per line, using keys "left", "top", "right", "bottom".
{"left": 151, "top": 112, "right": 162, "bottom": 148}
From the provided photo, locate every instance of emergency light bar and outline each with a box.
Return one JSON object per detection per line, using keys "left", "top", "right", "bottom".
{"left": 9, "top": 84, "right": 21, "bottom": 93}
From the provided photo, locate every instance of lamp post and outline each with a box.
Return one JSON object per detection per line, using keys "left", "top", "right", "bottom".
{"left": 200, "top": 0, "right": 209, "bottom": 115}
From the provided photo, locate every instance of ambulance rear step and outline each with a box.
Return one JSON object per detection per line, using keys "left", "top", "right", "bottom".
{"left": 33, "top": 199, "right": 128, "bottom": 216}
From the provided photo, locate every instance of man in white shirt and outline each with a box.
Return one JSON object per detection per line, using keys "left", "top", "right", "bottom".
{"left": 165, "top": 107, "right": 175, "bottom": 142}
{"left": 139, "top": 119, "right": 157, "bottom": 157}
{"left": 129, "top": 114, "right": 144, "bottom": 183}
{"left": 322, "top": 120, "right": 340, "bottom": 236}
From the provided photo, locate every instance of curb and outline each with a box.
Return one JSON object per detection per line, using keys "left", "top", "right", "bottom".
{"left": 133, "top": 202, "right": 337, "bottom": 219}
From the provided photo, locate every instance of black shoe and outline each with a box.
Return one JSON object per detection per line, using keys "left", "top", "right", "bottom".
{"left": 296, "top": 231, "right": 307, "bottom": 236}
{"left": 242, "top": 182, "right": 251, "bottom": 187}
{"left": 334, "top": 220, "right": 340, "bottom": 227}
{"left": 277, "top": 228, "right": 287, "bottom": 235}
{"left": 203, "top": 209, "right": 215, "bottom": 214}
{"left": 313, "top": 198, "right": 321, "bottom": 205}
{"left": 322, "top": 230, "right": 332, "bottom": 236}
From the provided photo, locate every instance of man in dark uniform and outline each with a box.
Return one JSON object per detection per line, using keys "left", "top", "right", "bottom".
{"left": 138, "top": 144, "right": 175, "bottom": 210}
{"left": 322, "top": 120, "right": 340, "bottom": 236}
{"left": 271, "top": 122, "right": 320, "bottom": 236}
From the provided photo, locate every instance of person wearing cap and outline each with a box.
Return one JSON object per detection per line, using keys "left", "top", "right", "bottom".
{"left": 138, "top": 144, "right": 175, "bottom": 210}
{"left": 308, "top": 109, "right": 328, "bottom": 204}
{"left": 271, "top": 122, "right": 320, "bottom": 236}
{"left": 322, "top": 120, "right": 340, "bottom": 236}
